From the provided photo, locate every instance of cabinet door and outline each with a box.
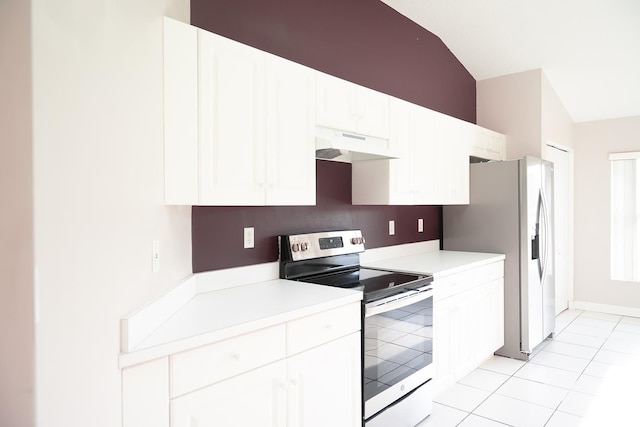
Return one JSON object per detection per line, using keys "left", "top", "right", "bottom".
{"left": 352, "top": 99, "right": 436, "bottom": 205}
{"left": 412, "top": 107, "right": 439, "bottom": 203}
{"left": 287, "top": 332, "right": 362, "bottom": 427}
{"left": 356, "top": 86, "right": 389, "bottom": 138}
{"left": 434, "top": 289, "right": 478, "bottom": 390}
{"left": 387, "top": 97, "right": 416, "bottom": 204}
{"left": 171, "top": 360, "right": 287, "bottom": 427}
{"left": 475, "top": 279, "right": 505, "bottom": 360}
{"left": 433, "top": 114, "right": 470, "bottom": 204}
{"left": 433, "top": 295, "right": 457, "bottom": 392}
{"left": 198, "top": 29, "right": 267, "bottom": 205}
{"left": 316, "top": 72, "right": 357, "bottom": 133}
{"left": 265, "top": 55, "right": 316, "bottom": 205}
{"left": 483, "top": 129, "right": 506, "bottom": 160}
{"left": 469, "top": 127, "right": 506, "bottom": 161}
{"left": 453, "top": 291, "right": 479, "bottom": 379}
{"left": 316, "top": 72, "right": 389, "bottom": 139}
{"left": 433, "top": 274, "right": 505, "bottom": 393}
{"left": 122, "top": 358, "right": 169, "bottom": 427}
{"left": 163, "top": 18, "right": 198, "bottom": 205}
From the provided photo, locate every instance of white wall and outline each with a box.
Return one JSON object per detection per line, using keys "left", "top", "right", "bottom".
{"left": 0, "top": 1, "right": 35, "bottom": 426}
{"left": 477, "top": 69, "right": 575, "bottom": 158}
{"left": 541, "top": 73, "right": 574, "bottom": 150}
{"left": 30, "top": 1, "right": 192, "bottom": 425}
{"left": 574, "top": 116, "right": 640, "bottom": 310}
{"left": 476, "top": 69, "right": 542, "bottom": 159}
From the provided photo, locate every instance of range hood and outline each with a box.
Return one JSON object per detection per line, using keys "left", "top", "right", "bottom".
{"left": 315, "top": 126, "right": 399, "bottom": 162}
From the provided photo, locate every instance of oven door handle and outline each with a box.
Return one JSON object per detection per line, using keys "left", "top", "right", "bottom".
{"left": 364, "top": 287, "right": 434, "bottom": 317}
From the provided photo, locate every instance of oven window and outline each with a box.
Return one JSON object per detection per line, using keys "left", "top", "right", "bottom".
{"left": 363, "top": 296, "right": 433, "bottom": 401}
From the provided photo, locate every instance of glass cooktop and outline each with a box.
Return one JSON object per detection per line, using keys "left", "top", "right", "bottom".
{"left": 297, "top": 267, "right": 432, "bottom": 302}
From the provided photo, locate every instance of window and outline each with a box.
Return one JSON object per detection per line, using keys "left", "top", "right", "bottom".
{"left": 610, "top": 152, "right": 640, "bottom": 282}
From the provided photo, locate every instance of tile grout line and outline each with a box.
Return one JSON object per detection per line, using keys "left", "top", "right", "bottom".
{"left": 542, "top": 310, "right": 624, "bottom": 426}
{"left": 429, "top": 310, "right": 640, "bottom": 427}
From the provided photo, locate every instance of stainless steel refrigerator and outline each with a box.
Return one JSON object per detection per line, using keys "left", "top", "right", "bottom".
{"left": 443, "top": 157, "right": 555, "bottom": 360}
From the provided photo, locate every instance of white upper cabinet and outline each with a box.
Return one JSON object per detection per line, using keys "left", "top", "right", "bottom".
{"left": 163, "top": 18, "right": 505, "bottom": 207}
{"left": 316, "top": 72, "right": 389, "bottom": 138}
{"left": 163, "top": 18, "right": 315, "bottom": 206}
{"left": 352, "top": 97, "right": 435, "bottom": 205}
{"left": 163, "top": 17, "right": 198, "bottom": 205}
{"left": 431, "top": 113, "right": 470, "bottom": 205}
{"left": 264, "top": 54, "right": 316, "bottom": 206}
{"left": 197, "top": 28, "right": 267, "bottom": 205}
{"left": 352, "top": 97, "right": 471, "bottom": 205}
{"left": 469, "top": 126, "right": 506, "bottom": 161}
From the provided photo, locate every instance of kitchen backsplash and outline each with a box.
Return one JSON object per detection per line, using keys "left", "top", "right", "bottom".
{"left": 192, "top": 160, "right": 441, "bottom": 272}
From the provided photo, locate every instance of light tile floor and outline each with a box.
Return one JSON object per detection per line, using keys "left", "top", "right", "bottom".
{"left": 418, "top": 309, "right": 640, "bottom": 426}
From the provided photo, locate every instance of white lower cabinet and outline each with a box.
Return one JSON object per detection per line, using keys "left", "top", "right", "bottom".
{"left": 122, "top": 302, "right": 362, "bottom": 427}
{"left": 171, "top": 360, "right": 288, "bottom": 427}
{"left": 170, "top": 332, "right": 361, "bottom": 427}
{"left": 287, "top": 333, "right": 361, "bottom": 427}
{"left": 433, "top": 262, "right": 504, "bottom": 393}
{"left": 122, "top": 357, "right": 170, "bottom": 427}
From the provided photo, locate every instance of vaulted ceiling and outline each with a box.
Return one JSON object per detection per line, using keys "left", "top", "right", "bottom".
{"left": 380, "top": 0, "right": 640, "bottom": 122}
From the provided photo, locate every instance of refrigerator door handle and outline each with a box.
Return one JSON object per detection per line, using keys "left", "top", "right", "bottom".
{"left": 534, "top": 192, "right": 543, "bottom": 279}
{"left": 539, "top": 189, "right": 551, "bottom": 284}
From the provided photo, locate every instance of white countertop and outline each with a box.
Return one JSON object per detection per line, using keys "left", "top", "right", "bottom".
{"left": 119, "top": 243, "right": 503, "bottom": 368}
{"left": 119, "top": 279, "right": 362, "bottom": 368}
{"left": 362, "top": 250, "right": 505, "bottom": 279}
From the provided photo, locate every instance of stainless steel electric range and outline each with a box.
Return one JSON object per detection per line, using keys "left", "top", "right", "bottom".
{"left": 279, "top": 230, "right": 434, "bottom": 427}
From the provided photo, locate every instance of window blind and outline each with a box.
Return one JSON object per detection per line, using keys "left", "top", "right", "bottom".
{"left": 610, "top": 152, "right": 640, "bottom": 282}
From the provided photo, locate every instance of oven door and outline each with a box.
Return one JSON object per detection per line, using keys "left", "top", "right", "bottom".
{"left": 363, "top": 285, "right": 434, "bottom": 425}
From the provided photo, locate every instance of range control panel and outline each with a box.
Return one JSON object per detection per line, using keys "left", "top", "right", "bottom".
{"left": 319, "top": 236, "right": 343, "bottom": 250}
{"left": 280, "top": 230, "right": 365, "bottom": 262}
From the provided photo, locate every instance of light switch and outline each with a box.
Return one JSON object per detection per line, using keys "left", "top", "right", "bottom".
{"left": 389, "top": 220, "right": 395, "bottom": 236}
{"left": 418, "top": 218, "right": 424, "bottom": 233}
{"left": 152, "top": 240, "right": 160, "bottom": 272}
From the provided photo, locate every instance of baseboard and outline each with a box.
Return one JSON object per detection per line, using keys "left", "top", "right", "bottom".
{"left": 570, "top": 300, "right": 640, "bottom": 318}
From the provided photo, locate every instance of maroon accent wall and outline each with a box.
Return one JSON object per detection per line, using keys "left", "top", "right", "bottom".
{"left": 192, "top": 161, "right": 441, "bottom": 272}
{"left": 189, "top": 0, "right": 474, "bottom": 273}
{"left": 190, "top": 0, "right": 476, "bottom": 122}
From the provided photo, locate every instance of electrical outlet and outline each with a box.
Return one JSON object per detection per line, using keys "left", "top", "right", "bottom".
{"left": 244, "top": 227, "right": 255, "bottom": 249}
{"left": 418, "top": 218, "right": 424, "bottom": 233}
{"left": 152, "top": 240, "right": 160, "bottom": 272}
{"left": 389, "top": 220, "right": 395, "bottom": 236}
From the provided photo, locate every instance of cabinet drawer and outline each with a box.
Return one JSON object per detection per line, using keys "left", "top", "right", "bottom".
{"left": 287, "top": 302, "right": 361, "bottom": 356}
{"left": 170, "top": 324, "right": 286, "bottom": 397}
{"left": 434, "top": 261, "right": 504, "bottom": 301}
